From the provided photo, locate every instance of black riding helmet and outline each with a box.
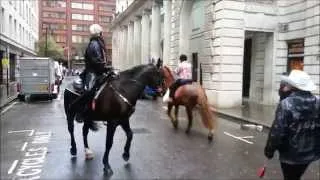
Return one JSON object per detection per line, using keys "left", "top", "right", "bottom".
{"left": 180, "top": 54, "right": 187, "bottom": 62}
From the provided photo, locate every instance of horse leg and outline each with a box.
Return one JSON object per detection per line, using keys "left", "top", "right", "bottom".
{"left": 167, "top": 103, "right": 173, "bottom": 119}
{"left": 167, "top": 103, "right": 177, "bottom": 129}
{"left": 83, "top": 123, "right": 94, "bottom": 160}
{"left": 120, "top": 118, "right": 132, "bottom": 162}
{"left": 185, "top": 106, "right": 193, "bottom": 134}
{"left": 67, "top": 114, "right": 77, "bottom": 156}
{"left": 173, "top": 105, "right": 179, "bottom": 129}
{"left": 103, "top": 122, "right": 117, "bottom": 175}
{"left": 207, "top": 115, "right": 215, "bottom": 141}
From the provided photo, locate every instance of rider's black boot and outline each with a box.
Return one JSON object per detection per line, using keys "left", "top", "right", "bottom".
{"left": 70, "top": 90, "right": 95, "bottom": 121}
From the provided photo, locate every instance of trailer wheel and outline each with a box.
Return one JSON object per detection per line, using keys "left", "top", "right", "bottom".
{"left": 25, "top": 95, "right": 31, "bottom": 103}
{"left": 52, "top": 94, "right": 58, "bottom": 99}
{"left": 18, "top": 95, "right": 25, "bottom": 102}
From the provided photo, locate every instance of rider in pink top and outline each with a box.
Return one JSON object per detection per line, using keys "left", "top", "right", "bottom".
{"left": 175, "top": 60, "right": 192, "bottom": 79}
{"left": 168, "top": 54, "right": 193, "bottom": 102}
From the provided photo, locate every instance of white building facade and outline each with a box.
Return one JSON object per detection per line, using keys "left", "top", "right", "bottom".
{"left": 0, "top": 0, "right": 39, "bottom": 106}
{"left": 112, "top": 0, "right": 320, "bottom": 108}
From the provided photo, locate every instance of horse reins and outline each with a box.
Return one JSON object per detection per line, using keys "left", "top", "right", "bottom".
{"left": 109, "top": 79, "right": 144, "bottom": 110}
{"left": 109, "top": 84, "right": 133, "bottom": 108}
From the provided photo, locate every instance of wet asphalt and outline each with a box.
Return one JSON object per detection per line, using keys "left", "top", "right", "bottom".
{"left": 1, "top": 76, "right": 319, "bottom": 180}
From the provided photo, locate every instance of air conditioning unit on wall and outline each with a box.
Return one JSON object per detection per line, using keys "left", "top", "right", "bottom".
{"left": 278, "top": 23, "right": 288, "bottom": 33}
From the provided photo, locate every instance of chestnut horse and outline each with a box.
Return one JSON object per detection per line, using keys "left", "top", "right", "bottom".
{"left": 161, "top": 65, "right": 216, "bottom": 141}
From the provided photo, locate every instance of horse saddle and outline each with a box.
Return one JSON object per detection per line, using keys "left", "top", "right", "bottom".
{"left": 177, "top": 79, "right": 193, "bottom": 88}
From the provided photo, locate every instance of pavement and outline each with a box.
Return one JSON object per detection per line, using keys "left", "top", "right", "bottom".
{"left": 215, "top": 101, "right": 277, "bottom": 129}
{"left": 0, "top": 76, "right": 319, "bottom": 179}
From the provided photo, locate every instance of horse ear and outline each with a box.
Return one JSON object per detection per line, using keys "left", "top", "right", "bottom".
{"left": 156, "top": 58, "right": 162, "bottom": 69}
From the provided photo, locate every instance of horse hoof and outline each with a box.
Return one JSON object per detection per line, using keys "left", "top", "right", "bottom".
{"left": 103, "top": 167, "right": 113, "bottom": 176}
{"left": 208, "top": 134, "right": 214, "bottom": 141}
{"left": 70, "top": 148, "right": 77, "bottom": 156}
{"left": 185, "top": 129, "right": 190, "bottom": 134}
{"left": 122, "top": 152, "right": 130, "bottom": 162}
{"left": 85, "top": 148, "right": 94, "bottom": 160}
{"left": 172, "top": 121, "right": 178, "bottom": 129}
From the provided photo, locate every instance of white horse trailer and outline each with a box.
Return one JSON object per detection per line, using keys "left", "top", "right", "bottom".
{"left": 17, "top": 57, "right": 58, "bottom": 101}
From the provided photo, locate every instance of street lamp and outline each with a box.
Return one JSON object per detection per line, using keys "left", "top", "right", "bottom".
{"left": 42, "top": 24, "right": 53, "bottom": 57}
{"left": 63, "top": 46, "right": 70, "bottom": 72}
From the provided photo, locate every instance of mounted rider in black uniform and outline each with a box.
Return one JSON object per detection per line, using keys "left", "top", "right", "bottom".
{"left": 70, "top": 24, "right": 115, "bottom": 117}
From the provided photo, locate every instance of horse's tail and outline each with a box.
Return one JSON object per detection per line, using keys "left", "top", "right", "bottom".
{"left": 64, "top": 88, "right": 99, "bottom": 132}
{"left": 197, "top": 87, "right": 216, "bottom": 130}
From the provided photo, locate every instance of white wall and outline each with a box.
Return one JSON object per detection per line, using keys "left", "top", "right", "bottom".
{"left": 116, "top": 0, "right": 135, "bottom": 13}
{"left": 0, "top": 0, "right": 38, "bottom": 53}
{"left": 275, "top": 0, "right": 320, "bottom": 95}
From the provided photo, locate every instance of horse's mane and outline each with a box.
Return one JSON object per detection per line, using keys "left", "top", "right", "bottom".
{"left": 120, "top": 64, "right": 154, "bottom": 78}
{"left": 163, "top": 65, "right": 175, "bottom": 80}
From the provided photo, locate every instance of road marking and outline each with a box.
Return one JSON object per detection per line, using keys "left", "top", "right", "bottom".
{"left": 29, "top": 129, "right": 35, "bottom": 136}
{"left": 14, "top": 131, "right": 51, "bottom": 179}
{"left": 8, "top": 160, "right": 19, "bottom": 174}
{"left": 21, "top": 142, "right": 28, "bottom": 151}
{"left": 240, "top": 136, "right": 254, "bottom": 139}
{"left": 1, "top": 102, "right": 18, "bottom": 115}
{"left": 8, "top": 129, "right": 35, "bottom": 136}
{"left": 224, "top": 131, "right": 253, "bottom": 144}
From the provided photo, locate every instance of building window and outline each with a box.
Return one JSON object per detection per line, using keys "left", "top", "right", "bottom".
{"left": 43, "top": 12, "right": 66, "bottom": 19}
{"left": 14, "top": 1, "right": 17, "bottom": 9}
{"left": 99, "top": 16, "right": 112, "bottom": 23}
{"left": 9, "top": 15, "right": 12, "bottom": 37}
{"left": 25, "top": 4, "right": 27, "bottom": 20}
{"left": 14, "top": 19, "right": 17, "bottom": 38}
{"left": 53, "top": 35, "right": 66, "bottom": 43}
{"left": 22, "top": 28, "right": 24, "bottom": 45}
{"left": 0, "top": 8, "right": 4, "bottom": 33}
{"left": 19, "top": 1, "right": 22, "bottom": 16}
{"left": 72, "top": 14, "right": 93, "bottom": 21}
{"left": 72, "top": 24, "right": 89, "bottom": 32}
{"left": 99, "top": 5, "right": 115, "bottom": 12}
{"left": 9, "top": 54, "right": 16, "bottom": 82}
{"left": 84, "top": 14, "right": 93, "bottom": 21}
{"left": 29, "top": 8, "right": 31, "bottom": 25}
{"left": 72, "top": 35, "right": 89, "bottom": 43}
{"left": 19, "top": 24, "right": 22, "bottom": 42}
{"left": 0, "top": 51, "right": 3, "bottom": 84}
{"left": 71, "top": 2, "right": 94, "bottom": 10}
{"left": 287, "top": 39, "right": 304, "bottom": 72}
{"left": 43, "top": 1, "right": 66, "bottom": 8}
{"left": 43, "top": 23, "right": 66, "bottom": 30}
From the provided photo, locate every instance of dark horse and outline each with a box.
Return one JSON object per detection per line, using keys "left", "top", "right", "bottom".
{"left": 64, "top": 63, "right": 162, "bottom": 175}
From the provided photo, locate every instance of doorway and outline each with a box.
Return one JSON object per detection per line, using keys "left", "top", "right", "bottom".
{"left": 242, "top": 39, "right": 252, "bottom": 98}
{"left": 192, "top": 53, "right": 198, "bottom": 82}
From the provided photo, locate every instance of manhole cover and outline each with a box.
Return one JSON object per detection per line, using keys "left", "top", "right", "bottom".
{"left": 131, "top": 128, "right": 151, "bottom": 134}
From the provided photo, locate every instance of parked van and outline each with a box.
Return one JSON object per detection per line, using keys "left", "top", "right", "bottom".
{"left": 17, "top": 57, "right": 58, "bottom": 101}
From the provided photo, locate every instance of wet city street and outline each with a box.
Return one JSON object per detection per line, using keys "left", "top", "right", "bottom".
{"left": 1, "top": 77, "right": 319, "bottom": 180}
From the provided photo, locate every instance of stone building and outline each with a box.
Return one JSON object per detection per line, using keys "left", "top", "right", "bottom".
{"left": 111, "top": 0, "right": 320, "bottom": 108}
{"left": 0, "top": 0, "right": 38, "bottom": 107}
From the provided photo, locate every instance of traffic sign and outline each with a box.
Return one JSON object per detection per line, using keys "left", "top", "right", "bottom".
{"left": 1, "top": 57, "right": 9, "bottom": 68}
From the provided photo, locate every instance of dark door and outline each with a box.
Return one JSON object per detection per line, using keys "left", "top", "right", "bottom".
{"left": 242, "top": 39, "right": 252, "bottom": 97}
{"left": 0, "top": 51, "right": 3, "bottom": 84}
{"left": 192, "top": 53, "right": 198, "bottom": 82}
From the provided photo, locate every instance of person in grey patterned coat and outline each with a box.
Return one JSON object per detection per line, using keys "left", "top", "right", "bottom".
{"left": 264, "top": 70, "right": 319, "bottom": 180}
